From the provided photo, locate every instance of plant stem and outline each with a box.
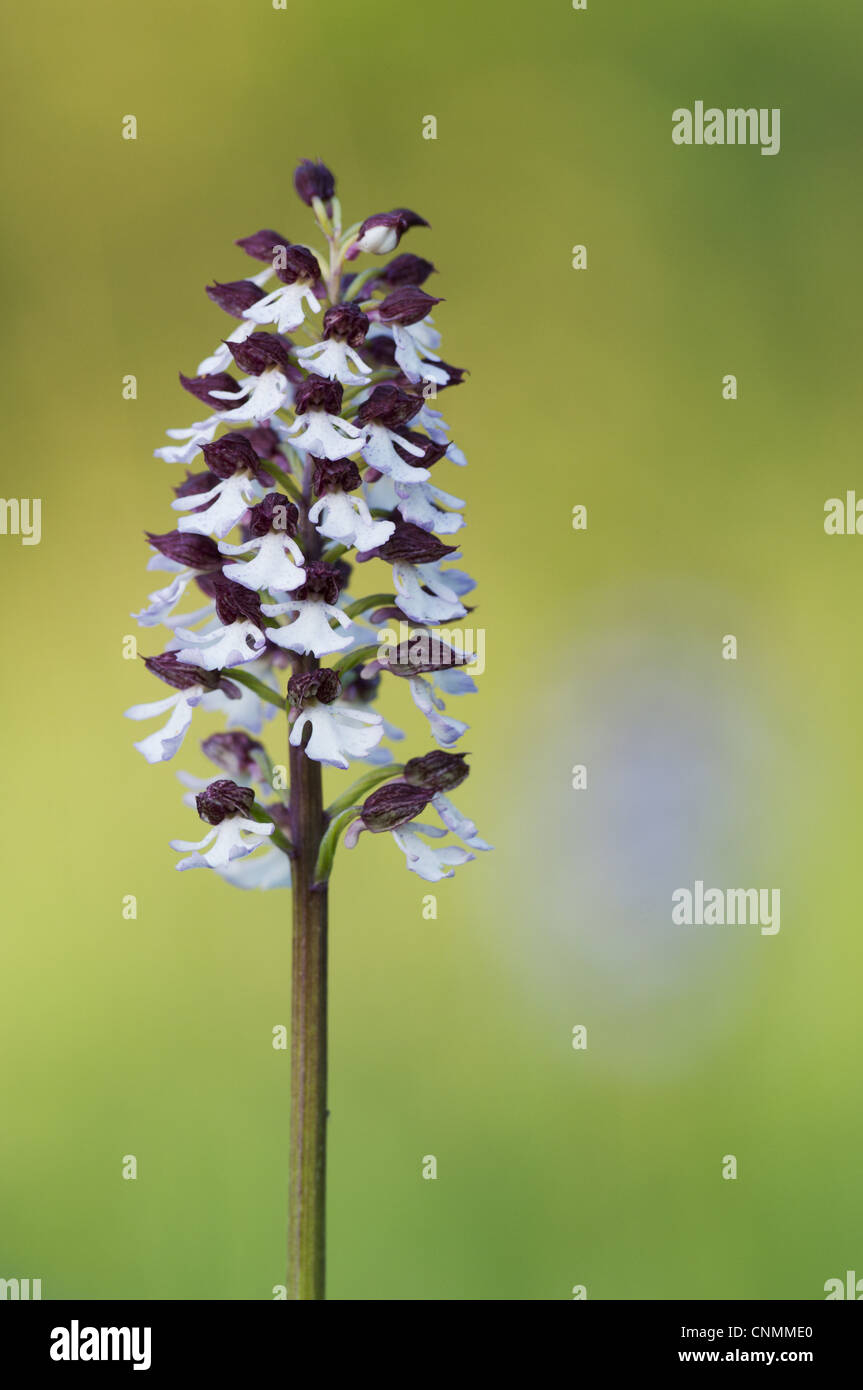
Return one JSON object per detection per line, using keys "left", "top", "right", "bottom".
{"left": 287, "top": 656, "right": 328, "bottom": 1300}
{"left": 287, "top": 454, "right": 328, "bottom": 1300}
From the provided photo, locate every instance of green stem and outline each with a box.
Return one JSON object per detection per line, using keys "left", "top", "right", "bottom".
{"left": 287, "top": 657, "right": 328, "bottom": 1300}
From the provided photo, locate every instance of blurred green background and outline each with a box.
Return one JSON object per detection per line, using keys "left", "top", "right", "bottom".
{"left": 1, "top": 0, "right": 861, "bottom": 1300}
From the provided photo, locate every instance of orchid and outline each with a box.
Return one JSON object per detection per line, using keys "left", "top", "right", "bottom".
{"left": 125, "top": 157, "right": 488, "bottom": 1300}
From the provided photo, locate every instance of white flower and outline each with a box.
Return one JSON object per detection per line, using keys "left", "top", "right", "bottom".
{"left": 390, "top": 823, "right": 474, "bottom": 881}
{"left": 413, "top": 401, "right": 468, "bottom": 467}
{"left": 172, "top": 473, "right": 262, "bottom": 539}
{"left": 219, "top": 529, "right": 306, "bottom": 592}
{"left": 173, "top": 618, "right": 266, "bottom": 669}
{"left": 285, "top": 408, "right": 364, "bottom": 460}
{"left": 394, "top": 477, "right": 465, "bottom": 534}
{"left": 431, "top": 792, "right": 491, "bottom": 850}
{"left": 295, "top": 337, "right": 371, "bottom": 385}
{"left": 209, "top": 369, "right": 293, "bottom": 424}
{"left": 392, "top": 559, "right": 468, "bottom": 624}
{"left": 409, "top": 674, "right": 469, "bottom": 747}
{"left": 154, "top": 416, "right": 222, "bottom": 465}
{"left": 132, "top": 572, "right": 195, "bottom": 628}
{"left": 376, "top": 317, "right": 451, "bottom": 385}
{"left": 125, "top": 687, "right": 205, "bottom": 763}
{"left": 290, "top": 701, "right": 384, "bottom": 770}
{"left": 308, "top": 490, "right": 395, "bottom": 551}
{"left": 171, "top": 815, "right": 274, "bottom": 871}
{"left": 262, "top": 596, "right": 353, "bottom": 657}
{"left": 360, "top": 423, "right": 429, "bottom": 482}
{"left": 243, "top": 280, "right": 321, "bottom": 334}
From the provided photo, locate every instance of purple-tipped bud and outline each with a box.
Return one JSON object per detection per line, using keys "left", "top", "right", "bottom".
{"left": 287, "top": 668, "right": 341, "bottom": 708}
{"left": 360, "top": 781, "right": 432, "bottom": 832}
{"left": 293, "top": 158, "right": 336, "bottom": 206}
{"left": 355, "top": 382, "right": 422, "bottom": 429}
{"left": 322, "top": 302, "right": 369, "bottom": 347}
{"left": 374, "top": 287, "right": 442, "bottom": 327}
{"left": 196, "top": 779, "right": 255, "bottom": 825}
{"left": 201, "top": 731, "right": 265, "bottom": 780}
{"left": 212, "top": 575, "right": 264, "bottom": 627}
{"left": 353, "top": 209, "right": 430, "bottom": 256}
{"left": 379, "top": 639, "right": 471, "bottom": 677}
{"left": 145, "top": 530, "right": 222, "bottom": 571}
{"left": 275, "top": 244, "right": 321, "bottom": 286}
{"left": 236, "top": 229, "right": 291, "bottom": 262}
{"left": 294, "top": 561, "right": 343, "bottom": 605}
{"left": 312, "top": 457, "right": 361, "bottom": 496}
{"left": 247, "top": 492, "right": 299, "bottom": 538}
{"left": 179, "top": 371, "right": 241, "bottom": 411}
{"left": 143, "top": 651, "right": 238, "bottom": 696}
{"left": 294, "top": 375, "right": 343, "bottom": 417}
{"left": 403, "top": 750, "right": 470, "bottom": 793}
{"left": 365, "top": 522, "right": 458, "bottom": 566}
{"left": 200, "top": 433, "right": 261, "bottom": 479}
{"left": 206, "top": 280, "right": 266, "bottom": 317}
{"left": 381, "top": 254, "right": 436, "bottom": 287}
{"left": 227, "top": 331, "right": 294, "bottom": 377}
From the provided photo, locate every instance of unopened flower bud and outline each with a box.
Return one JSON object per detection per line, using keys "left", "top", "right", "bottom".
{"left": 196, "top": 779, "right": 256, "bottom": 825}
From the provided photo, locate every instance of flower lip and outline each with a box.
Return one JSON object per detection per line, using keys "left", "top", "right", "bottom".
{"left": 195, "top": 778, "right": 256, "bottom": 825}
{"left": 201, "top": 730, "right": 265, "bottom": 779}
{"left": 227, "top": 331, "right": 296, "bottom": 377}
{"left": 293, "top": 158, "right": 336, "bottom": 207}
{"left": 373, "top": 287, "right": 442, "bottom": 327}
{"left": 143, "top": 650, "right": 237, "bottom": 695}
{"left": 355, "top": 382, "right": 422, "bottom": 429}
{"left": 287, "top": 668, "right": 342, "bottom": 708}
{"left": 361, "top": 521, "right": 458, "bottom": 566}
{"left": 312, "top": 457, "right": 362, "bottom": 496}
{"left": 322, "top": 302, "right": 369, "bottom": 347}
{"left": 293, "top": 374, "right": 344, "bottom": 417}
{"left": 360, "top": 781, "right": 432, "bottom": 832}
{"left": 200, "top": 433, "right": 261, "bottom": 479}
{"left": 247, "top": 492, "right": 299, "bottom": 539}
{"left": 145, "top": 530, "right": 222, "bottom": 570}
{"left": 294, "top": 560, "right": 344, "bottom": 604}
{"left": 235, "top": 228, "right": 291, "bottom": 261}
{"left": 206, "top": 279, "right": 266, "bottom": 317}
{"left": 381, "top": 254, "right": 436, "bottom": 287}
{"left": 179, "top": 371, "right": 242, "bottom": 411}
{"left": 403, "top": 750, "right": 470, "bottom": 793}
{"left": 275, "top": 244, "right": 321, "bottom": 286}
{"left": 212, "top": 575, "right": 264, "bottom": 627}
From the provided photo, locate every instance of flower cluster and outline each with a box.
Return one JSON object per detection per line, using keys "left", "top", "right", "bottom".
{"left": 126, "top": 158, "right": 489, "bottom": 885}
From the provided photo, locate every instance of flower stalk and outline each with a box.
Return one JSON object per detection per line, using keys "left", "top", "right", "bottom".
{"left": 125, "top": 154, "right": 490, "bottom": 1299}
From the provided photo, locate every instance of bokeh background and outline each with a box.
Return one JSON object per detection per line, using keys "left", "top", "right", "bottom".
{"left": 1, "top": 0, "right": 861, "bottom": 1300}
